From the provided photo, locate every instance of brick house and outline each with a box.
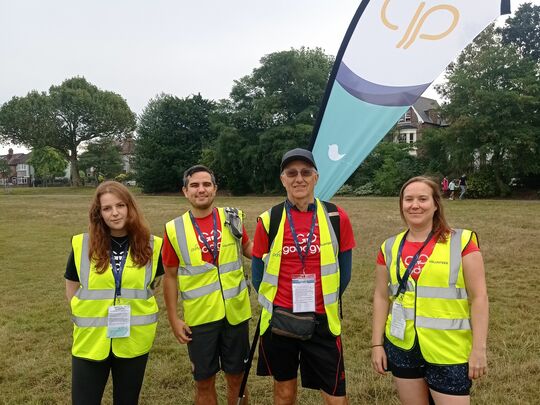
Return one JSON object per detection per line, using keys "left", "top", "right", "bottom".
{"left": 393, "top": 96, "right": 448, "bottom": 155}
{"left": 119, "top": 136, "right": 135, "bottom": 173}
{"left": 0, "top": 148, "right": 34, "bottom": 186}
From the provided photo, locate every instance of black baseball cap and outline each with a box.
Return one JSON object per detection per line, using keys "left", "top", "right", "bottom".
{"left": 280, "top": 148, "right": 317, "bottom": 172}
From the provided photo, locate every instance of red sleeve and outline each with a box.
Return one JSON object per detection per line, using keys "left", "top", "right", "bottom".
{"left": 162, "top": 230, "right": 180, "bottom": 267}
{"left": 241, "top": 224, "right": 250, "bottom": 246}
{"left": 462, "top": 239, "right": 480, "bottom": 257}
{"left": 252, "top": 219, "right": 269, "bottom": 259}
{"left": 376, "top": 248, "right": 386, "bottom": 266}
{"left": 337, "top": 206, "right": 356, "bottom": 252}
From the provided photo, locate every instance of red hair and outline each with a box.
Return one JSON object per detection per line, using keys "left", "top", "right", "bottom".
{"left": 88, "top": 181, "right": 152, "bottom": 273}
{"left": 399, "top": 176, "right": 453, "bottom": 242}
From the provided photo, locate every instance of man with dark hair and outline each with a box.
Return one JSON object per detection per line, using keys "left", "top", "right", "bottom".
{"left": 162, "top": 164, "right": 253, "bottom": 405}
{"left": 252, "top": 148, "right": 355, "bottom": 404}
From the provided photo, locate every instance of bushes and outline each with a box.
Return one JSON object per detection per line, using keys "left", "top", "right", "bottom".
{"left": 467, "top": 172, "right": 498, "bottom": 198}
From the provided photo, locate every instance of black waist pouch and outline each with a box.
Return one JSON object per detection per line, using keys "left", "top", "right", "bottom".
{"left": 270, "top": 307, "right": 316, "bottom": 340}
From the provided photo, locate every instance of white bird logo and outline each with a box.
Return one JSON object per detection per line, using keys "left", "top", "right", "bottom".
{"left": 328, "top": 144, "right": 346, "bottom": 161}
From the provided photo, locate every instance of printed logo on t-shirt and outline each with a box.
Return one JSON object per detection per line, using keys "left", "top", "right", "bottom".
{"left": 282, "top": 233, "right": 320, "bottom": 255}
{"left": 197, "top": 229, "right": 222, "bottom": 254}
{"left": 112, "top": 249, "right": 126, "bottom": 272}
{"left": 403, "top": 253, "right": 429, "bottom": 276}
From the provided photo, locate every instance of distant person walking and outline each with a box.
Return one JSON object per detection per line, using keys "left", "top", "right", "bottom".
{"left": 441, "top": 176, "right": 449, "bottom": 197}
{"left": 448, "top": 179, "right": 456, "bottom": 200}
{"left": 459, "top": 175, "right": 467, "bottom": 200}
{"left": 371, "top": 176, "right": 488, "bottom": 405}
{"left": 65, "top": 181, "right": 163, "bottom": 405}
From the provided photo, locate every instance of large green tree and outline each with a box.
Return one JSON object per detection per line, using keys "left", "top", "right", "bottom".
{"left": 500, "top": 3, "right": 540, "bottom": 63}
{"left": 436, "top": 25, "right": 540, "bottom": 195}
{"left": 79, "top": 139, "right": 123, "bottom": 183}
{"left": 135, "top": 93, "right": 216, "bottom": 193}
{"left": 0, "top": 158, "right": 9, "bottom": 180}
{"left": 28, "top": 146, "right": 67, "bottom": 186}
{"left": 212, "top": 47, "right": 334, "bottom": 194}
{"left": 0, "top": 77, "right": 136, "bottom": 186}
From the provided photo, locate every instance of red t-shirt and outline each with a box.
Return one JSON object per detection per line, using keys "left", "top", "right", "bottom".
{"left": 162, "top": 209, "right": 249, "bottom": 267}
{"left": 252, "top": 205, "right": 355, "bottom": 314}
{"left": 376, "top": 234, "right": 480, "bottom": 281}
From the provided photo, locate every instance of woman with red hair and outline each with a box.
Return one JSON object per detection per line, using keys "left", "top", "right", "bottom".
{"left": 65, "top": 181, "right": 163, "bottom": 405}
{"left": 371, "top": 176, "right": 488, "bottom": 405}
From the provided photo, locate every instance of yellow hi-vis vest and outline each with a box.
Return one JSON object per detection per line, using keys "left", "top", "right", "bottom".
{"left": 70, "top": 233, "right": 162, "bottom": 361}
{"left": 165, "top": 208, "right": 251, "bottom": 327}
{"left": 257, "top": 199, "right": 341, "bottom": 336}
{"left": 382, "top": 229, "right": 477, "bottom": 364}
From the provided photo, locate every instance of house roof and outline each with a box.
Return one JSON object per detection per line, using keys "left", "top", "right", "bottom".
{"left": 412, "top": 96, "right": 448, "bottom": 126}
{"left": 118, "top": 137, "right": 135, "bottom": 155}
{"left": 0, "top": 152, "right": 28, "bottom": 166}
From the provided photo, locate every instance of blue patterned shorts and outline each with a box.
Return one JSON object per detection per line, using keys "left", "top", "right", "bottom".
{"left": 384, "top": 337, "right": 472, "bottom": 396}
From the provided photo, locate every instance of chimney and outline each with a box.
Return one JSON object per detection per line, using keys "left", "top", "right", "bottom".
{"left": 7, "top": 148, "right": 13, "bottom": 158}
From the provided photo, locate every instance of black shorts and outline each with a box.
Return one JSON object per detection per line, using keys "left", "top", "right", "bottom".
{"left": 384, "top": 337, "right": 472, "bottom": 396}
{"left": 257, "top": 315, "right": 346, "bottom": 397}
{"left": 187, "top": 318, "right": 249, "bottom": 381}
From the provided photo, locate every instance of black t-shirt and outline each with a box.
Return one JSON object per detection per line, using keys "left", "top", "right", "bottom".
{"left": 64, "top": 235, "right": 164, "bottom": 282}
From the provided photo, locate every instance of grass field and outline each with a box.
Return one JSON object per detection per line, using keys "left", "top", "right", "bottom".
{"left": 1, "top": 188, "right": 539, "bottom": 404}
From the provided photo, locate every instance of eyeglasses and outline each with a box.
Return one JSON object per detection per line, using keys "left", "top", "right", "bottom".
{"left": 282, "top": 168, "right": 317, "bottom": 178}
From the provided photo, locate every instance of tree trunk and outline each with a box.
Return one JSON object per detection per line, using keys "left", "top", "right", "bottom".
{"left": 70, "top": 148, "right": 82, "bottom": 187}
{"left": 492, "top": 150, "right": 510, "bottom": 197}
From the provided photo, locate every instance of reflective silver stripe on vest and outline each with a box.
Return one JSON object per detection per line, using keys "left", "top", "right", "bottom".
{"left": 321, "top": 263, "right": 338, "bottom": 277}
{"left": 76, "top": 234, "right": 154, "bottom": 300}
{"left": 261, "top": 272, "right": 278, "bottom": 287}
{"left": 416, "top": 316, "right": 471, "bottom": 330}
{"left": 79, "top": 233, "right": 91, "bottom": 288}
{"left": 180, "top": 281, "right": 221, "bottom": 300}
{"left": 389, "top": 281, "right": 414, "bottom": 296}
{"left": 384, "top": 235, "right": 396, "bottom": 273}
{"left": 263, "top": 253, "right": 271, "bottom": 267}
{"left": 72, "top": 312, "right": 158, "bottom": 328}
{"left": 390, "top": 303, "right": 415, "bottom": 320}
{"left": 324, "top": 291, "right": 339, "bottom": 305}
{"left": 76, "top": 289, "right": 113, "bottom": 299}
{"left": 223, "top": 279, "right": 247, "bottom": 300}
{"left": 174, "top": 217, "right": 192, "bottom": 265}
{"left": 178, "top": 263, "right": 215, "bottom": 276}
{"left": 145, "top": 236, "right": 155, "bottom": 288}
{"left": 219, "top": 260, "right": 242, "bottom": 274}
{"left": 416, "top": 286, "right": 467, "bottom": 299}
{"left": 449, "top": 229, "right": 463, "bottom": 286}
{"left": 258, "top": 293, "right": 273, "bottom": 314}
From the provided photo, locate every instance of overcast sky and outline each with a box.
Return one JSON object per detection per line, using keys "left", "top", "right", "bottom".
{"left": 1, "top": 0, "right": 537, "bottom": 154}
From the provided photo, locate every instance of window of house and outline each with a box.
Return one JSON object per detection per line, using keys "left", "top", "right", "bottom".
{"left": 409, "top": 133, "right": 415, "bottom": 143}
{"left": 398, "top": 133, "right": 407, "bottom": 143}
{"left": 399, "top": 110, "right": 412, "bottom": 123}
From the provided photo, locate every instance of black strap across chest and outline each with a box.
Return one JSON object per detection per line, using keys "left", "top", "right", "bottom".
{"left": 267, "top": 201, "right": 340, "bottom": 249}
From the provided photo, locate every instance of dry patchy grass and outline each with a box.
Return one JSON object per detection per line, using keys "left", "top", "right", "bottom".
{"left": 0, "top": 190, "right": 539, "bottom": 404}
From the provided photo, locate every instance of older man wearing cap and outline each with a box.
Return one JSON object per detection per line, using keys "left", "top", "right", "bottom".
{"left": 251, "top": 148, "right": 355, "bottom": 404}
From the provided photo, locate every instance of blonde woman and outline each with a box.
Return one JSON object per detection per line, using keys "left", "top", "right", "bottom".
{"left": 371, "top": 177, "right": 488, "bottom": 405}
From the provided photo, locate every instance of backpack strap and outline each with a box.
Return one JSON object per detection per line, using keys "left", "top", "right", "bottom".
{"left": 322, "top": 201, "right": 340, "bottom": 242}
{"left": 268, "top": 202, "right": 285, "bottom": 249}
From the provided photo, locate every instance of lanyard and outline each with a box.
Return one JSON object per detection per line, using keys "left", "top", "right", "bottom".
{"left": 190, "top": 208, "right": 219, "bottom": 264}
{"left": 285, "top": 200, "right": 317, "bottom": 272}
{"left": 395, "top": 230, "right": 433, "bottom": 297}
{"left": 110, "top": 248, "right": 128, "bottom": 297}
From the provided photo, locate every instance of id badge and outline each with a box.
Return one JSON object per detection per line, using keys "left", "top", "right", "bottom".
{"left": 390, "top": 298, "right": 406, "bottom": 340}
{"left": 292, "top": 274, "right": 316, "bottom": 313}
{"left": 107, "top": 305, "right": 131, "bottom": 338}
